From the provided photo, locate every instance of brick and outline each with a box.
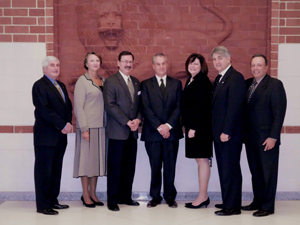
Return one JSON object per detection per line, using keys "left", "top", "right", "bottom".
{"left": 46, "top": 17, "right": 53, "bottom": 25}
{"left": 0, "top": 126, "right": 13, "bottom": 133}
{"left": 0, "top": 34, "right": 12, "bottom": 42}
{"left": 46, "top": 0, "right": 53, "bottom": 7}
{"left": 30, "top": 26, "right": 46, "bottom": 33}
{"left": 46, "top": 34, "right": 53, "bottom": 42}
{"left": 173, "top": 6, "right": 189, "bottom": 13}
{"left": 38, "top": 17, "right": 45, "bottom": 25}
{"left": 0, "top": 0, "right": 10, "bottom": 7}
{"left": 45, "top": 26, "right": 53, "bottom": 33}
{"left": 279, "top": 35, "right": 285, "bottom": 43}
{"left": 156, "top": 6, "right": 173, "bottom": 14}
{"left": 0, "top": 17, "right": 11, "bottom": 24}
{"left": 280, "top": 10, "right": 300, "bottom": 18}
{"left": 285, "top": 126, "right": 300, "bottom": 133}
{"left": 4, "top": 9, "right": 28, "bottom": 16}
{"left": 12, "top": 0, "right": 36, "bottom": 7}
{"left": 287, "top": 3, "right": 300, "bottom": 10}
{"left": 271, "top": 27, "right": 279, "bottom": 35}
{"left": 13, "top": 34, "right": 37, "bottom": 42}
{"left": 46, "top": 9, "right": 53, "bottom": 16}
{"left": 13, "top": 17, "right": 36, "bottom": 25}
{"left": 271, "top": 43, "right": 278, "bottom": 51}
{"left": 146, "top": 0, "right": 164, "bottom": 6}
{"left": 181, "top": 0, "right": 198, "bottom": 5}
{"left": 146, "top": 46, "right": 164, "bottom": 53}
{"left": 272, "top": 1, "right": 279, "bottom": 10}
{"left": 280, "top": 27, "right": 300, "bottom": 35}
{"left": 286, "top": 36, "right": 300, "bottom": 43}
{"left": 5, "top": 26, "right": 29, "bottom": 33}
{"left": 0, "top": 26, "right": 2, "bottom": 33}
{"left": 165, "top": 0, "right": 181, "bottom": 5}
{"left": 270, "top": 60, "right": 278, "bottom": 68}
{"left": 29, "top": 9, "right": 45, "bottom": 17}
{"left": 286, "top": 19, "right": 300, "bottom": 26}
{"left": 280, "top": 2, "right": 286, "bottom": 10}
{"left": 258, "top": 7, "right": 268, "bottom": 15}
{"left": 164, "top": 13, "right": 181, "bottom": 22}
{"left": 38, "top": 34, "right": 45, "bottom": 42}
{"left": 271, "top": 9, "right": 279, "bottom": 18}
{"left": 240, "top": 7, "right": 258, "bottom": 15}
{"left": 15, "top": 126, "right": 33, "bottom": 133}
{"left": 38, "top": 0, "right": 45, "bottom": 7}
{"left": 270, "top": 68, "right": 278, "bottom": 77}
{"left": 47, "top": 43, "right": 54, "bottom": 50}
{"left": 271, "top": 52, "right": 278, "bottom": 60}
{"left": 129, "top": 13, "right": 147, "bottom": 21}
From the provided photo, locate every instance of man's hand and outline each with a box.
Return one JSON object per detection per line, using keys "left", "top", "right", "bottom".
{"left": 157, "top": 124, "right": 170, "bottom": 137}
{"left": 82, "top": 130, "right": 89, "bottom": 142}
{"left": 263, "top": 138, "right": 276, "bottom": 151}
{"left": 188, "top": 129, "right": 196, "bottom": 138}
{"left": 130, "top": 119, "right": 141, "bottom": 131}
{"left": 220, "top": 133, "right": 230, "bottom": 142}
{"left": 61, "top": 122, "right": 72, "bottom": 134}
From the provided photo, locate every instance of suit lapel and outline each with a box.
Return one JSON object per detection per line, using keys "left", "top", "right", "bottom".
{"left": 151, "top": 76, "right": 164, "bottom": 100}
{"left": 212, "top": 66, "right": 232, "bottom": 103}
{"left": 43, "top": 75, "right": 65, "bottom": 105}
{"left": 247, "top": 75, "right": 270, "bottom": 110}
{"left": 116, "top": 72, "right": 133, "bottom": 103}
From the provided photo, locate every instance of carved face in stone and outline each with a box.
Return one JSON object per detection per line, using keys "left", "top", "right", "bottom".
{"left": 97, "top": 2, "right": 123, "bottom": 49}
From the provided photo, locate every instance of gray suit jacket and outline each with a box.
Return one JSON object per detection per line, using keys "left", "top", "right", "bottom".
{"left": 103, "top": 71, "right": 142, "bottom": 140}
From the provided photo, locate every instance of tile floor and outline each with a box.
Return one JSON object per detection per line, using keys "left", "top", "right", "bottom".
{"left": 0, "top": 200, "right": 299, "bottom": 225}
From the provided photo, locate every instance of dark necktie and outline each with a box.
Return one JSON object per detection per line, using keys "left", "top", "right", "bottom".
{"left": 212, "top": 74, "right": 222, "bottom": 95}
{"left": 160, "top": 78, "right": 165, "bottom": 96}
{"left": 247, "top": 80, "right": 258, "bottom": 103}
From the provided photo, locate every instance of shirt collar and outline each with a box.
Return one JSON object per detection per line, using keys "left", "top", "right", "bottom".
{"left": 219, "top": 64, "right": 232, "bottom": 76}
{"left": 119, "top": 70, "right": 130, "bottom": 84}
{"left": 44, "top": 74, "right": 56, "bottom": 85}
{"left": 155, "top": 74, "right": 167, "bottom": 85}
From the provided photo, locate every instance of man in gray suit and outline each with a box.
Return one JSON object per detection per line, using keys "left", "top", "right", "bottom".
{"left": 103, "top": 51, "right": 142, "bottom": 211}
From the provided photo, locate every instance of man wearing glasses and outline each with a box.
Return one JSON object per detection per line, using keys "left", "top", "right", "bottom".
{"left": 103, "top": 51, "right": 142, "bottom": 211}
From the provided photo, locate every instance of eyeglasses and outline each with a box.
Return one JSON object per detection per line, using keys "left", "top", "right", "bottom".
{"left": 120, "top": 60, "right": 133, "bottom": 64}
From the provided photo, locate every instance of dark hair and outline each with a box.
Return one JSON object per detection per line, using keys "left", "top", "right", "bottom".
{"left": 118, "top": 51, "right": 134, "bottom": 61}
{"left": 185, "top": 53, "right": 208, "bottom": 76}
{"left": 251, "top": 53, "right": 268, "bottom": 66}
{"left": 84, "top": 52, "right": 102, "bottom": 70}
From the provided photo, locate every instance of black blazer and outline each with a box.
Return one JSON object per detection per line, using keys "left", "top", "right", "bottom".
{"left": 103, "top": 72, "right": 142, "bottom": 140}
{"left": 181, "top": 72, "right": 212, "bottom": 141}
{"left": 244, "top": 74, "right": 287, "bottom": 147}
{"left": 212, "top": 66, "right": 246, "bottom": 143}
{"left": 141, "top": 76, "right": 183, "bottom": 142}
{"left": 32, "top": 75, "right": 72, "bottom": 146}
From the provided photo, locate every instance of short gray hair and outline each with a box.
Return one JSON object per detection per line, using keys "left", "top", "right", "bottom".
{"left": 211, "top": 46, "right": 231, "bottom": 58}
{"left": 42, "top": 56, "right": 60, "bottom": 68}
{"left": 152, "top": 53, "right": 167, "bottom": 64}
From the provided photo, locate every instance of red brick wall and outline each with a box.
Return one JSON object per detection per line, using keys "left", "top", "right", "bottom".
{"left": 0, "top": 0, "right": 54, "bottom": 55}
{"left": 0, "top": 0, "right": 300, "bottom": 133}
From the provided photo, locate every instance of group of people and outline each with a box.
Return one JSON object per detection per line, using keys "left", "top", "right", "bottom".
{"left": 32, "top": 46, "right": 287, "bottom": 218}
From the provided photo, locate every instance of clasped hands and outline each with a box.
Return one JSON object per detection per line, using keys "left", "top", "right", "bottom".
{"left": 157, "top": 124, "right": 170, "bottom": 139}
{"left": 127, "top": 119, "right": 141, "bottom": 131}
{"left": 61, "top": 122, "right": 72, "bottom": 134}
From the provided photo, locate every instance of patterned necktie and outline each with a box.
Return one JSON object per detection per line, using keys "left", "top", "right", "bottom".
{"left": 54, "top": 81, "right": 64, "bottom": 102}
{"left": 127, "top": 77, "right": 135, "bottom": 102}
{"left": 160, "top": 78, "right": 165, "bottom": 96}
{"left": 247, "top": 80, "right": 258, "bottom": 103}
{"left": 212, "top": 74, "right": 221, "bottom": 95}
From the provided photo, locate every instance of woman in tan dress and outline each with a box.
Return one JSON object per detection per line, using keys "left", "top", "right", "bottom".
{"left": 73, "top": 52, "right": 106, "bottom": 208}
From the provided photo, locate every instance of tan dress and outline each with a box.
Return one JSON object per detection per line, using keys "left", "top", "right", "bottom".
{"left": 73, "top": 73, "right": 107, "bottom": 177}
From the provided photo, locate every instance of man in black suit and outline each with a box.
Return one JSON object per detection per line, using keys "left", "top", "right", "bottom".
{"left": 32, "top": 56, "right": 73, "bottom": 215}
{"left": 103, "top": 51, "right": 142, "bottom": 211}
{"left": 141, "top": 53, "right": 183, "bottom": 208}
{"left": 211, "top": 46, "right": 246, "bottom": 216}
{"left": 242, "top": 54, "right": 286, "bottom": 217}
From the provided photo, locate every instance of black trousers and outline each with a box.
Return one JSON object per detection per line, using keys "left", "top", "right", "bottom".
{"left": 214, "top": 140, "right": 242, "bottom": 210}
{"left": 34, "top": 139, "right": 67, "bottom": 210}
{"left": 145, "top": 139, "right": 179, "bottom": 202}
{"left": 107, "top": 132, "right": 137, "bottom": 204}
{"left": 245, "top": 144, "right": 279, "bottom": 213}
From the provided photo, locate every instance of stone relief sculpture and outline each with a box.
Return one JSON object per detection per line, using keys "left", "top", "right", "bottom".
{"left": 70, "top": 0, "right": 233, "bottom": 90}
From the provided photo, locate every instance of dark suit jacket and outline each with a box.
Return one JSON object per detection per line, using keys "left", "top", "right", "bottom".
{"left": 32, "top": 75, "right": 72, "bottom": 146}
{"left": 141, "top": 76, "right": 183, "bottom": 142}
{"left": 104, "top": 72, "right": 142, "bottom": 140}
{"left": 181, "top": 72, "right": 212, "bottom": 141}
{"left": 212, "top": 66, "right": 246, "bottom": 143}
{"left": 244, "top": 74, "right": 287, "bottom": 147}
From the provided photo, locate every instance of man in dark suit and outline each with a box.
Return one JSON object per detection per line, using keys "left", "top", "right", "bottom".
{"left": 211, "top": 46, "right": 246, "bottom": 216}
{"left": 32, "top": 56, "right": 73, "bottom": 215}
{"left": 242, "top": 54, "right": 287, "bottom": 217}
{"left": 141, "top": 53, "right": 183, "bottom": 208}
{"left": 103, "top": 51, "right": 142, "bottom": 211}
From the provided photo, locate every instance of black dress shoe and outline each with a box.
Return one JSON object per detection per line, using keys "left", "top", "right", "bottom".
{"left": 215, "top": 203, "right": 223, "bottom": 209}
{"left": 118, "top": 200, "right": 140, "bottom": 206}
{"left": 147, "top": 199, "right": 161, "bottom": 208}
{"left": 166, "top": 200, "right": 178, "bottom": 208}
{"left": 107, "top": 203, "right": 120, "bottom": 211}
{"left": 253, "top": 209, "right": 274, "bottom": 217}
{"left": 51, "top": 204, "right": 69, "bottom": 209}
{"left": 91, "top": 197, "right": 104, "bottom": 206}
{"left": 215, "top": 209, "right": 241, "bottom": 216}
{"left": 185, "top": 202, "right": 192, "bottom": 206}
{"left": 185, "top": 198, "right": 210, "bottom": 209}
{"left": 37, "top": 208, "right": 59, "bottom": 215}
{"left": 81, "top": 196, "right": 95, "bottom": 208}
{"left": 241, "top": 203, "right": 259, "bottom": 211}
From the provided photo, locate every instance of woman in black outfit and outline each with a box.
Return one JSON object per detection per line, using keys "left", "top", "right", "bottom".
{"left": 181, "top": 53, "right": 213, "bottom": 209}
